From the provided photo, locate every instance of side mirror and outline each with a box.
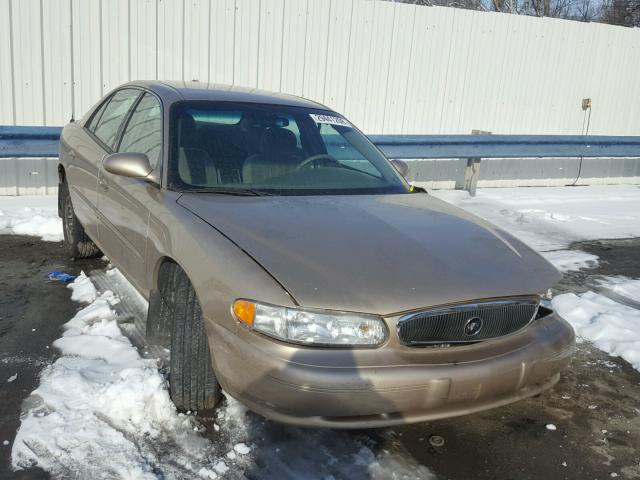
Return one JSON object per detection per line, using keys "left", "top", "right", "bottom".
{"left": 103, "top": 153, "right": 157, "bottom": 183}
{"left": 390, "top": 159, "right": 409, "bottom": 178}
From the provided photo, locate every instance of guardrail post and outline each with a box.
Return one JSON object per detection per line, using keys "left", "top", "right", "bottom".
{"left": 463, "top": 130, "right": 491, "bottom": 196}
{"left": 463, "top": 158, "right": 481, "bottom": 196}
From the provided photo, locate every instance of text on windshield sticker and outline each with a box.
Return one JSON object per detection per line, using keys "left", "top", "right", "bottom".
{"left": 309, "top": 114, "right": 351, "bottom": 127}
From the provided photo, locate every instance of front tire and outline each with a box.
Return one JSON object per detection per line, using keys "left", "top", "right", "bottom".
{"left": 60, "top": 183, "right": 101, "bottom": 259}
{"left": 164, "top": 263, "right": 222, "bottom": 412}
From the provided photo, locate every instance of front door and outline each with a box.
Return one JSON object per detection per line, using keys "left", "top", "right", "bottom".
{"left": 97, "top": 92, "right": 163, "bottom": 292}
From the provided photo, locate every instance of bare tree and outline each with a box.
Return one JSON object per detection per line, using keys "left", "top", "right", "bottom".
{"left": 574, "top": 0, "right": 603, "bottom": 21}
{"left": 601, "top": 0, "right": 640, "bottom": 26}
{"left": 387, "top": 0, "right": 635, "bottom": 25}
{"left": 391, "top": 0, "right": 486, "bottom": 10}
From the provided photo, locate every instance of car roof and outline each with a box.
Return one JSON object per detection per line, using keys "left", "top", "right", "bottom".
{"left": 125, "top": 80, "right": 330, "bottom": 110}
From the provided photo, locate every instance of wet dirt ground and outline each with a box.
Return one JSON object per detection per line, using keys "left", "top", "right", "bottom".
{"left": 0, "top": 236, "right": 102, "bottom": 479}
{"left": 1, "top": 234, "right": 639, "bottom": 479}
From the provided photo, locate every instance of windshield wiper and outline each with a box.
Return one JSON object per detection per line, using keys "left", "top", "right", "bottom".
{"left": 183, "top": 187, "right": 272, "bottom": 196}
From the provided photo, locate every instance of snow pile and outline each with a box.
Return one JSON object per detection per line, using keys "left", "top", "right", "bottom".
{"left": 540, "top": 250, "right": 599, "bottom": 273}
{"left": 11, "top": 273, "right": 248, "bottom": 478}
{"left": 0, "top": 195, "right": 62, "bottom": 241}
{"left": 599, "top": 276, "right": 640, "bottom": 302}
{"left": 553, "top": 292, "right": 640, "bottom": 371}
{"left": 433, "top": 186, "right": 640, "bottom": 273}
{"left": 67, "top": 271, "right": 98, "bottom": 303}
{"left": 433, "top": 186, "right": 640, "bottom": 252}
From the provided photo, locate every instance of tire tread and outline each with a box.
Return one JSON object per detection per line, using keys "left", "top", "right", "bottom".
{"left": 167, "top": 264, "right": 221, "bottom": 412}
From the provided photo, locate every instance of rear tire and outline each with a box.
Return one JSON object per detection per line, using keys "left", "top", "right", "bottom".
{"left": 165, "top": 263, "right": 222, "bottom": 412}
{"left": 60, "top": 182, "right": 101, "bottom": 259}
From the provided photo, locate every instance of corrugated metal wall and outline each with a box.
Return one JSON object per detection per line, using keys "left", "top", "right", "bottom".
{"left": 0, "top": 157, "right": 58, "bottom": 195}
{"left": 1, "top": 0, "right": 639, "bottom": 135}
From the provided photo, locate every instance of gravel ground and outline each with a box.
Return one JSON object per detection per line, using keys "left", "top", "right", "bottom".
{"left": 1, "top": 234, "right": 639, "bottom": 479}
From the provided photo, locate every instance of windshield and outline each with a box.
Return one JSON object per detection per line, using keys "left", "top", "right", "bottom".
{"left": 168, "top": 101, "right": 409, "bottom": 195}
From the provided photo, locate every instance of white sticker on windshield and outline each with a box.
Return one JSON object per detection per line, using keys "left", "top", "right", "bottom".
{"left": 309, "top": 114, "right": 351, "bottom": 127}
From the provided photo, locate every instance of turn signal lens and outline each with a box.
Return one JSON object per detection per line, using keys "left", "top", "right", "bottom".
{"left": 233, "top": 299, "right": 256, "bottom": 326}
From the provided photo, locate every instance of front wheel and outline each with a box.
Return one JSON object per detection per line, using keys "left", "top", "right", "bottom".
{"left": 163, "top": 263, "right": 222, "bottom": 412}
{"left": 60, "top": 183, "right": 101, "bottom": 259}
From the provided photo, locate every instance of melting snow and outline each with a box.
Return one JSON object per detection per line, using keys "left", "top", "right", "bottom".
{"left": 598, "top": 276, "right": 640, "bottom": 302}
{"left": 0, "top": 196, "right": 62, "bottom": 241}
{"left": 433, "top": 186, "right": 640, "bottom": 272}
{"left": 11, "top": 274, "right": 249, "bottom": 478}
{"left": 233, "top": 442, "right": 251, "bottom": 455}
{"left": 433, "top": 186, "right": 640, "bottom": 252}
{"left": 553, "top": 291, "right": 640, "bottom": 371}
{"left": 67, "top": 272, "right": 98, "bottom": 303}
{"left": 540, "top": 250, "right": 599, "bottom": 273}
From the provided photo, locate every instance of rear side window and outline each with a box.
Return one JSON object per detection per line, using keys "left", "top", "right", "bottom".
{"left": 118, "top": 93, "right": 162, "bottom": 169}
{"left": 89, "top": 89, "right": 140, "bottom": 149}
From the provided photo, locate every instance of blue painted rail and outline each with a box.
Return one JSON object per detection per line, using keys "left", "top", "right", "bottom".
{"left": 2, "top": 126, "right": 640, "bottom": 159}
{"left": 0, "top": 126, "right": 63, "bottom": 158}
{"left": 368, "top": 134, "right": 640, "bottom": 159}
{"left": 2, "top": 126, "right": 640, "bottom": 195}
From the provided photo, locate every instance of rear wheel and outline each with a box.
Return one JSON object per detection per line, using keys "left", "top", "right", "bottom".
{"left": 60, "top": 182, "right": 101, "bottom": 259}
{"left": 161, "top": 263, "right": 222, "bottom": 412}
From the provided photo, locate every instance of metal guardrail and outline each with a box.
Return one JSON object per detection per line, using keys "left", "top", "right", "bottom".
{"left": 0, "top": 126, "right": 63, "bottom": 158}
{"left": 2, "top": 126, "right": 640, "bottom": 196}
{"left": 368, "top": 134, "right": 640, "bottom": 159}
{"left": 369, "top": 134, "right": 640, "bottom": 195}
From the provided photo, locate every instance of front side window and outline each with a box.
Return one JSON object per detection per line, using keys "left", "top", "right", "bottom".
{"left": 168, "top": 101, "right": 408, "bottom": 196}
{"left": 90, "top": 89, "right": 141, "bottom": 149}
{"left": 118, "top": 93, "right": 162, "bottom": 169}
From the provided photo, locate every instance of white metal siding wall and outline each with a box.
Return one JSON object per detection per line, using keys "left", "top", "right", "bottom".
{"left": 0, "top": 0, "right": 639, "bottom": 135}
{"left": 0, "top": 157, "right": 59, "bottom": 195}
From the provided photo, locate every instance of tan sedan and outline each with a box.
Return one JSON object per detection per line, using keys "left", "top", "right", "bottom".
{"left": 58, "top": 81, "right": 574, "bottom": 428}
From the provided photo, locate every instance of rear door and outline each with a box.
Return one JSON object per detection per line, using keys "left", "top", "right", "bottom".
{"left": 62, "top": 95, "right": 120, "bottom": 239}
{"left": 97, "top": 92, "right": 163, "bottom": 291}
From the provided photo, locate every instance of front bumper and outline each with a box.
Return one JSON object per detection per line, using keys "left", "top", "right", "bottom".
{"left": 206, "top": 310, "right": 575, "bottom": 429}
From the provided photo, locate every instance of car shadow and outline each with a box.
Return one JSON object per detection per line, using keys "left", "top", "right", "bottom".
{"left": 225, "top": 347, "right": 435, "bottom": 480}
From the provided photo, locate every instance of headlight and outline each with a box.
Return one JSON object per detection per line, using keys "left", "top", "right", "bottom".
{"left": 232, "top": 299, "right": 387, "bottom": 347}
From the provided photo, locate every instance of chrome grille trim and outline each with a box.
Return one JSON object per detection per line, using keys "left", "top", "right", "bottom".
{"left": 396, "top": 297, "right": 540, "bottom": 346}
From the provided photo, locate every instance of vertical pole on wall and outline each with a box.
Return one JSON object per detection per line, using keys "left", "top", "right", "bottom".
{"left": 463, "top": 158, "right": 481, "bottom": 196}
{"left": 463, "top": 129, "right": 491, "bottom": 197}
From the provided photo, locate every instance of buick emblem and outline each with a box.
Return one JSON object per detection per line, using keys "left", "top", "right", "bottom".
{"left": 464, "top": 316, "right": 483, "bottom": 336}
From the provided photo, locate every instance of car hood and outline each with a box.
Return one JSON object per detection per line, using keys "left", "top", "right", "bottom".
{"left": 178, "top": 193, "right": 560, "bottom": 315}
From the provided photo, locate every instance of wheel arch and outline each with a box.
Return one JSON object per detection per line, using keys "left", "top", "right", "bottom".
{"left": 146, "top": 255, "right": 185, "bottom": 345}
{"left": 152, "top": 255, "right": 184, "bottom": 291}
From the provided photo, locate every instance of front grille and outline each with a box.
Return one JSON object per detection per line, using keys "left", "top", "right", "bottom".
{"left": 397, "top": 297, "right": 540, "bottom": 346}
